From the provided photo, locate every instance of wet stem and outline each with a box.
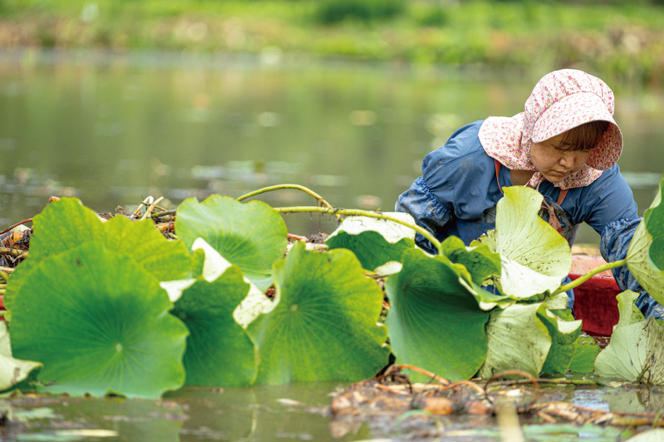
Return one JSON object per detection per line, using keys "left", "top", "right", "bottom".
{"left": 551, "top": 258, "right": 628, "bottom": 296}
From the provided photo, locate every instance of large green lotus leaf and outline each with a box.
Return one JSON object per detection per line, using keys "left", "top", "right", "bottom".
{"left": 172, "top": 266, "right": 257, "bottom": 386}
{"left": 538, "top": 307, "right": 582, "bottom": 375}
{"left": 176, "top": 195, "right": 287, "bottom": 290}
{"left": 385, "top": 248, "right": 489, "bottom": 382}
{"left": 4, "top": 198, "right": 193, "bottom": 311}
{"left": 485, "top": 186, "right": 571, "bottom": 298}
{"left": 441, "top": 236, "right": 501, "bottom": 285}
{"left": 479, "top": 302, "right": 552, "bottom": 378}
{"left": 0, "top": 322, "right": 42, "bottom": 391}
{"left": 325, "top": 213, "right": 416, "bottom": 271}
{"left": 594, "top": 291, "right": 664, "bottom": 384}
{"left": 9, "top": 242, "right": 188, "bottom": 398}
{"left": 247, "top": 242, "right": 389, "bottom": 384}
{"left": 626, "top": 181, "right": 664, "bottom": 305}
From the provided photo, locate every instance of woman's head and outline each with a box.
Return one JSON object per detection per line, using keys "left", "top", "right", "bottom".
{"left": 479, "top": 68, "right": 623, "bottom": 189}
{"left": 529, "top": 121, "right": 610, "bottom": 183}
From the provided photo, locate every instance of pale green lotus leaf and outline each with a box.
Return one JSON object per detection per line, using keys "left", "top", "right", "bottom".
{"left": 595, "top": 292, "right": 664, "bottom": 384}
{"left": 385, "top": 248, "right": 489, "bottom": 381}
{"left": 441, "top": 236, "right": 501, "bottom": 285}
{"left": 483, "top": 186, "right": 571, "bottom": 298}
{"left": 9, "top": 242, "right": 188, "bottom": 398}
{"left": 171, "top": 266, "right": 257, "bottom": 386}
{"left": 0, "top": 322, "right": 42, "bottom": 391}
{"left": 626, "top": 180, "right": 664, "bottom": 305}
{"left": 624, "top": 429, "right": 664, "bottom": 442}
{"left": 4, "top": 198, "right": 193, "bottom": 312}
{"left": 479, "top": 302, "right": 552, "bottom": 378}
{"left": 176, "top": 195, "right": 287, "bottom": 290}
{"left": 538, "top": 307, "right": 582, "bottom": 375}
{"left": 616, "top": 290, "right": 645, "bottom": 328}
{"left": 248, "top": 242, "right": 389, "bottom": 384}
{"left": 325, "top": 212, "right": 416, "bottom": 271}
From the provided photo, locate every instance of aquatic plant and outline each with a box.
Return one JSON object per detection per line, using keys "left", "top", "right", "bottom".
{"left": 2, "top": 180, "right": 664, "bottom": 398}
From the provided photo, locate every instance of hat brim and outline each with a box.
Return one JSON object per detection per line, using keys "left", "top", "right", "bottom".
{"left": 531, "top": 92, "right": 622, "bottom": 170}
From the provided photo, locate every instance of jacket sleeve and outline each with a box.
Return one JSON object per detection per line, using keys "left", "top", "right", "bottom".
{"left": 592, "top": 167, "right": 664, "bottom": 318}
{"left": 395, "top": 121, "right": 497, "bottom": 253}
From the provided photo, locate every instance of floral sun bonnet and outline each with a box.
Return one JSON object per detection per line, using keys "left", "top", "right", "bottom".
{"left": 478, "top": 69, "right": 623, "bottom": 190}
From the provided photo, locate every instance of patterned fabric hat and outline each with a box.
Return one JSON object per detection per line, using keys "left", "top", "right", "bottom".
{"left": 478, "top": 69, "right": 623, "bottom": 189}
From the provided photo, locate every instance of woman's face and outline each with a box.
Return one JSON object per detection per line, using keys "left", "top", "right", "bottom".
{"left": 529, "top": 132, "right": 591, "bottom": 183}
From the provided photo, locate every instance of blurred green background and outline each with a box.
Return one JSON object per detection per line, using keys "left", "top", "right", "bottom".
{"left": 1, "top": 0, "right": 663, "bottom": 242}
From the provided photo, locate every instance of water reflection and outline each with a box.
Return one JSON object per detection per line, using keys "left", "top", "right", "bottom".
{"left": 1, "top": 49, "right": 663, "bottom": 242}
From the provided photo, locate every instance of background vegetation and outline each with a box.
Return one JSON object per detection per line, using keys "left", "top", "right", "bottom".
{"left": 0, "top": 0, "right": 663, "bottom": 88}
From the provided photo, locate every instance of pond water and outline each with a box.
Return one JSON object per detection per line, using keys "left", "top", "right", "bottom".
{"left": 2, "top": 381, "right": 664, "bottom": 441}
{"left": 1, "top": 49, "right": 664, "bottom": 242}
{"left": 2, "top": 49, "right": 664, "bottom": 442}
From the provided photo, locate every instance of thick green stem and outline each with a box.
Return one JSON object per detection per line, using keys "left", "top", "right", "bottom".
{"left": 275, "top": 206, "right": 443, "bottom": 255}
{"left": 237, "top": 184, "right": 335, "bottom": 210}
{"left": 552, "top": 258, "right": 628, "bottom": 296}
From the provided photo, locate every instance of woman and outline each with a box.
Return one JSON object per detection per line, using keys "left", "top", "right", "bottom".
{"left": 395, "top": 69, "right": 662, "bottom": 318}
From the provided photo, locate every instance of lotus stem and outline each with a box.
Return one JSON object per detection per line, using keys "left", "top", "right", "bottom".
{"left": 275, "top": 206, "right": 443, "bottom": 255}
{"left": 552, "top": 258, "right": 628, "bottom": 296}
{"left": 238, "top": 184, "right": 335, "bottom": 210}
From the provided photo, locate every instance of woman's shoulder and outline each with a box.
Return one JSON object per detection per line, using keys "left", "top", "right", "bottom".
{"left": 422, "top": 120, "right": 491, "bottom": 179}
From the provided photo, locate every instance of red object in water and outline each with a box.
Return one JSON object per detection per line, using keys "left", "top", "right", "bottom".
{"left": 569, "top": 255, "right": 621, "bottom": 336}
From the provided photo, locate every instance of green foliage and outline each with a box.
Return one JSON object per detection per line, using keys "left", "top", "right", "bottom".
{"left": 385, "top": 248, "right": 489, "bottom": 381}
{"left": 176, "top": 195, "right": 288, "bottom": 290}
{"left": 595, "top": 291, "right": 664, "bottom": 384}
{"left": 482, "top": 186, "right": 571, "bottom": 299}
{"left": 627, "top": 182, "right": 664, "bottom": 306}
{"left": 325, "top": 213, "right": 415, "bottom": 272}
{"left": 171, "top": 266, "right": 257, "bottom": 387}
{"left": 0, "top": 322, "right": 41, "bottom": 392}
{"left": 248, "top": 242, "right": 390, "bottom": 384}
{"left": 9, "top": 243, "right": 188, "bottom": 398}
{"left": 314, "top": 0, "right": 405, "bottom": 25}
{"left": 441, "top": 236, "right": 501, "bottom": 285}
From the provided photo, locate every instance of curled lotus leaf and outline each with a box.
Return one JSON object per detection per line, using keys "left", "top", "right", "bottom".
{"left": 538, "top": 306, "right": 582, "bottom": 375}
{"left": 4, "top": 198, "right": 192, "bottom": 312}
{"left": 482, "top": 186, "right": 571, "bottom": 298}
{"left": 627, "top": 179, "right": 664, "bottom": 306}
{"left": 0, "top": 322, "right": 42, "bottom": 391}
{"left": 479, "top": 302, "right": 552, "bottom": 378}
{"left": 385, "top": 248, "right": 489, "bottom": 382}
{"left": 247, "top": 242, "right": 390, "bottom": 384}
{"left": 172, "top": 266, "right": 257, "bottom": 387}
{"left": 325, "top": 212, "right": 416, "bottom": 272}
{"left": 176, "top": 195, "right": 287, "bottom": 290}
{"left": 9, "top": 242, "right": 188, "bottom": 398}
{"left": 441, "top": 236, "right": 501, "bottom": 285}
{"left": 594, "top": 291, "right": 664, "bottom": 384}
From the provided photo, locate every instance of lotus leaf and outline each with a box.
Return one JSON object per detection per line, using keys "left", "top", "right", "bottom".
{"left": 4, "top": 198, "right": 193, "bottom": 312}
{"left": 9, "top": 242, "right": 188, "bottom": 398}
{"left": 479, "top": 302, "right": 551, "bottom": 378}
{"left": 441, "top": 236, "right": 501, "bottom": 285}
{"left": 176, "top": 195, "right": 287, "bottom": 290}
{"left": 0, "top": 322, "right": 41, "bottom": 391}
{"left": 483, "top": 186, "right": 571, "bottom": 298}
{"left": 625, "top": 430, "right": 664, "bottom": 442}
{"left": 172, "top": 266, "right": 257, "bottom": 386}
{"left": 325, "top": 213, "right": 416, "bottom": 271}
{"left": 626, "top": 181, "right": 664, "bottom": 305}
{"left": 248, "top": 242, "right": 389, "bottom": 384}
{"left": 385, "top": 248, "right": 489, "bottom": 381}
{"left": 595, "top": 291, "right": 664, "bottom": 384}
{"left": 568, "top": 335, "right": 600, "bottom": 374}
{"left": 538, "top": 307, "right": 582, "bottom": 374}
